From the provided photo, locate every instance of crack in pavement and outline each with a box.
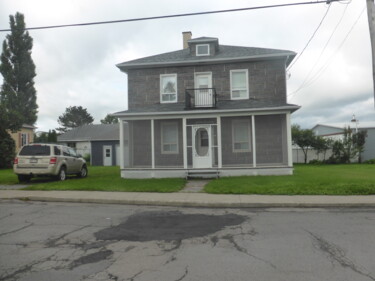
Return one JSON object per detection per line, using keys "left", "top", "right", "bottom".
{"left": 308, "top": 231, "right": 375, "bottom": 281}
{"left": 221, "top": 234, "right": 278, "bottom": 270}
{"left": 0, "top": 223, "right": 33, "bottom": 237}
{"left": 127, "top": 270, "right": 143, "bottom": 281}
{"left": 45, "top": 224, "right": 92, "bottom": 247}
{"left": 175, "top": 266, "right": 189, "bottom": 281}
{"left": 68, "top": 249, "right": 113, "bottom": 270}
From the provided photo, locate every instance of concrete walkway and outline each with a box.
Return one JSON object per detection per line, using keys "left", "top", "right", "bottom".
{"left": 1, "top": 190, "right": 375, "bottom": 208}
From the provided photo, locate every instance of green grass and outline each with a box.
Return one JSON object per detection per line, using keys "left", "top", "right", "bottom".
{"left": 1, "top": 166, "right": 185, "bottom": 192}
{"left": 204, "top": 164, "right": 375, "bottom": 195}
{"left": 0, "top": 169, "right": 19, "bottom": 185}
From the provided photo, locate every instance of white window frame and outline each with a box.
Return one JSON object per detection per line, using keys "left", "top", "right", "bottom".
{"left": 196, "top": 44, "right": 210, "bottom": 56}
{"left": 21, "top": 133, "right": 28, "bottom": 147}
{"left": 160, "top": 74, "right": 177, "bottom": 103}
{"left": 161, "top": 122, "right": 179, "bottom": 154}
{"left": 232, "top": 119, "right": 251, "bottom": 153}
{"left": 230, "top": 69, "right": 249, "bottom": 100}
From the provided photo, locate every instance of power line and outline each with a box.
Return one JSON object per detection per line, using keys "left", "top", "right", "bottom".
{"left": 288, "top": 6, "right": 366, "bottom": 99}
{"left": 0, "top": 1, "right": 338, "bottom": 32}
{"left": 289, "top": 2, "right": 350, "bottom": 95}
{"left": 287, "top": 3, "right": 332, "bottom": 71}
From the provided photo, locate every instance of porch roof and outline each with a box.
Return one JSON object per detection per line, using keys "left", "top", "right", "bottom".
{"left": 113, "top": 100, "right": 300, "bottom": 118}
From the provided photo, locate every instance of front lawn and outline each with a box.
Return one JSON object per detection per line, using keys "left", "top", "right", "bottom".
{"left": 5, "top": 166, "right": 185, "bottom": 192}
{"left": 204, "top": 164, "right": 375, "bottom": 195}
{"left": 0, "top": 169, "right": 19, "bottom": 185}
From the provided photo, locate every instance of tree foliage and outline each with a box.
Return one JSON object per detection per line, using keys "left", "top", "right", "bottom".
{"left": 100, "top": 114, "right": 118, "bottom": 124}
{"left": 0, "top": 12, "right": 38, "bottom": 128}
{"left": 57, "top": 106, "right": 94, "bottom": 133}
{"left": 34, "top": 130, "right": 57, "bottom": 143}
{"left": 0, "top": 128, "right": 15, "bottom": 169}
{"left": 292, "top": 124, "right": 317, "bottom": 164}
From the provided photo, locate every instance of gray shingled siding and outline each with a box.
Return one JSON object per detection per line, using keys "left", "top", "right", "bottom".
{"left": 127, "top": 59, "right": 287, "bottom": 109}
{"left": 255, "top": 114, "right": 287, "bottom": 165}
{"left": 154, "top": 119, "right": 183, "bottom": 168}
{"left": 221, "top": 116, "right": 253, "bottom": 167}
{"left": 91, "top": 141, "right": 119, "bottom": 166}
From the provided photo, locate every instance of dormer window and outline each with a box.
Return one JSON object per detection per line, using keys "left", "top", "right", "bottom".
{"left": 196, "top": 44, "right": 210, "bottom": 56}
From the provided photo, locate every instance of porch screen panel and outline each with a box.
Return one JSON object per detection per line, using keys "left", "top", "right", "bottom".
{"left": 255, "top": 114, "right": 287, "bottom": 166}
{"left": 154, "top": 119, "right": 183, "bottom": 168}
{"left": 221, "top": 116, "right": 253, "bottom": 167}
{"left": 130, "top": 120, "right": 152, "bottom": 168}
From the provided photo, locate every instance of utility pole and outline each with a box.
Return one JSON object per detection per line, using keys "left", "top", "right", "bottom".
{"left": 367, "top": 0, "right": 375, "bottom": 105}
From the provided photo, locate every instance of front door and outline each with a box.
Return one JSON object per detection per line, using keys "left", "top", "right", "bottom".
{"left": 192, "top": 125, "right": 212, "bottom": 168}
{"left": 103, "top": 146, "right": 112, "bottom": 166}
{"left": 195, "top": 73, "right": 213, "bottom": 107}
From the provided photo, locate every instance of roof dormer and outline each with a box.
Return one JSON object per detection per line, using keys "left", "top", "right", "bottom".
{"left": 183, "top": 33, "right": 219, "bottom": 57}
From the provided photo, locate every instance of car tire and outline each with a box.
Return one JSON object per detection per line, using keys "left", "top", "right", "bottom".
{"left": 77, "top": 165, "right": 88, "bottom": 178}
{"left": 18, "top": 175, "right": 31, "bottom": 183}
{"left": 57, "top": 167, "right": 67, "bottom": 181}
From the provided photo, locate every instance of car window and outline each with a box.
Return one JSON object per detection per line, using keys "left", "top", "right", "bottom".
{"left": 19, "top": 145, "right": 50, "bottom": 156}
{"left": 54, "top": 146, "right": 61, "bottom": 156}
{"left": 62, "top": 147, "right": 70, "bottom": 156}
{"left": 68, "top": 148, "right": 77, "bottom": 157}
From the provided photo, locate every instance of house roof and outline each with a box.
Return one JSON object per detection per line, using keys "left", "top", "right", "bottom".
{"left": 113, "top": 100, "right": 300, "bottom": 118}
{"left": 22, "top": 124, "right": 37, "bottom": 129}
{"left": 117, "top": 44, "right": 296, "bottom": 71}
{"left": 312, "top": 122, "right": 375, "bottom": 131}
{"left": 57, "top": 124, "right": 121, "bottom": 142}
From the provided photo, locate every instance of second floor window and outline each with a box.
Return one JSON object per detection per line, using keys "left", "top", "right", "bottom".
{"left": 230, "top": 69, "right": 249, "bottom": 100}
{"left": 160, "top": 74, "right": 177, "bottom": 103}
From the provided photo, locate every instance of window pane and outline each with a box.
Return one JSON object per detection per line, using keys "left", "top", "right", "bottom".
{"left": 162, "top": 123, "right": 178, "bottom": 153}
{"left": 232, "top": 72, "right": 247, "bottom": 88}
{"left": 197, "top": 45, "right": 209, "bottom": 55}
{"left": 233, "top": 121, "right": 250, "bottom": 152}
{"left": 162, "top": 76, "right": 176, "bottom": 94}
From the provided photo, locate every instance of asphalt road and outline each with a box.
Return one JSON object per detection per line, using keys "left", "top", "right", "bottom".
{"left": 0, "top": 201, "right": 375, "bottom": 281}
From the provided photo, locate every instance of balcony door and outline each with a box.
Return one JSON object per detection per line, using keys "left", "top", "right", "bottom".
{"left": 194, "top": 72, "right": 212, "bottom": 107}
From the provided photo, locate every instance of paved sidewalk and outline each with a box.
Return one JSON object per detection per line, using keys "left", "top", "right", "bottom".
{"left": 1, "top": 190, "right": 375, "bottom": 208}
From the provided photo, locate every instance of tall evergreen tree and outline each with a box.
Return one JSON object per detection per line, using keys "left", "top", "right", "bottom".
{"left": 0, "top": 12, "right": 38, "bottom": 128}
{"left": 57, "top": 106, "right": 94, "bottom": 133}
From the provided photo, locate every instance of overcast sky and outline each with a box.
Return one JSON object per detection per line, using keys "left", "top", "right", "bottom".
{"left": 0, "top": 0, "right": 374, "bottom": 131}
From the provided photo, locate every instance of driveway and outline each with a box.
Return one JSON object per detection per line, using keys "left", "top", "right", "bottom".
{"left": 1, "top": 201, "right": 375, "bottom": 281}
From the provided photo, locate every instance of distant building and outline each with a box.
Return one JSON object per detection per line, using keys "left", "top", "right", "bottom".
{"left": 8, "top": 124, "right": 36, "bottom": 152}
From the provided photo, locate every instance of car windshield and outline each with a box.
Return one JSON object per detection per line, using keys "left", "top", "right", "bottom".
{"left": 19, "top": 145, "right": 51, "bottom": 156}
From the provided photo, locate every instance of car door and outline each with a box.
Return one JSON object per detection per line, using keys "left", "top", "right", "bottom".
{"left": 68, "top": 147, "right": 81, "bottom": 173}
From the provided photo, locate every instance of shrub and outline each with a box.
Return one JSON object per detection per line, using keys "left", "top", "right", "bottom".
{"left": 363, "top": 159, "right": 375, "bottom": 164}
{"left": 83, "top": 153, "right": 91, "bottom": 163}
{"left": 309, "top": 159, "right": 323, "bottom": 165}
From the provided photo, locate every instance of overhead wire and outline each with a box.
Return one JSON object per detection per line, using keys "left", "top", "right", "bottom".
{"left": 287, "top": 3, "right": 332, "bottom": 71}
{"left": 0, "top": 0, "right": 338, "bottom": 32}
{"left": 288, "top": 6, "right": 366, "bottom": 99}
{"left": 288, "top": 1, "right": 350, "bottom": 96}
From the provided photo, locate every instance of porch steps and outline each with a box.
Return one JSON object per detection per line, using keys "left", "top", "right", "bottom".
{"left": 186, "top": 170, "right": 220, "bottom": 179}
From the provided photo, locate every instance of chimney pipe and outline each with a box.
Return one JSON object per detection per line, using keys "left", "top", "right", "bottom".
{"left": 182, "top": 31, "right": 192, "bottom": 49}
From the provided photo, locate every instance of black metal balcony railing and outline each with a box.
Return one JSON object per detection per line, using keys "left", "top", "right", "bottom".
{"left": 185, "top": 88, "right": 217, "bottom": 109}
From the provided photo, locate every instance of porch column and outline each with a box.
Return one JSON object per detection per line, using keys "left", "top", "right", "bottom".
{"left": 119, "top": 119, "right": 124, "bottom": 169}
{"left": 286, "top": 112, "right": 293, "bottom": 166}
{"left": 182, "top": 117, "right": 187, "bottom": 169}
{"left": 252, "top": 115, "right": 256, "bottom": 167}
{"left": 217, "top": 116, "right": 222, "bottom": 168}
{"left": 151, "top": 119, "right": 155, "bottom": 169}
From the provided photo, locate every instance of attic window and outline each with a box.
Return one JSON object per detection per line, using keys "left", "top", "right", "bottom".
{"left": 196, "top": 44, "right": 210, "bottom": 56}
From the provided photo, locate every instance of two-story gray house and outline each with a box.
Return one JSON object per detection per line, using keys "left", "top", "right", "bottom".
{"left": 114, "top": 32, "right": 300, "bottom": 178}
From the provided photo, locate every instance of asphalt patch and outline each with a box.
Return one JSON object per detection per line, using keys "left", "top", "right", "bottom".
{"left": 94, "top": 211, "right": 245, "bottom": 242}
{"left": 69, "top": 250, "right": 113, "bottom": 269}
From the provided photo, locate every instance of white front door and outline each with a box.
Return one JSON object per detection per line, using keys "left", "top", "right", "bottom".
{"left": 192, "top": 125, "right": 212, "bottom": 168}
{"left": 195, "top": 73, "right": 213, "bottom": 107}
{"left": 103, "top": 146, "right": 112, "bottom": 166}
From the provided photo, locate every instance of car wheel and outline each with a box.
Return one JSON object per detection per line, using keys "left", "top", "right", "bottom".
{"left": 77, "top": 165, "right": 88, "bottom": 178}
{"left": 57, "top": 167, "right": 67, "bottom": 181}
{"left": 18, "top": 175, "right": 31, "bottom": 183}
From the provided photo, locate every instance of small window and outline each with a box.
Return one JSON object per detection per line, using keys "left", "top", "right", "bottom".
{"left": 20, "top": 133, "right": 29, "bottom": 147}
{"left": 196, "top": 44, "right": 210, "bottom": 56}
{"left": 230, "top": 69, "right": 249, "bottom": 100}
{"left": 161, "top": 122, "right": 179, "bottom": 154}
{"left": 54, "top": 146, "right": 61, "bottom": 156}
{"left": 160, "top": 74, "right": 177, "bottom": 103}
{"left": 63, "top": 147, "right": 70, "bottom": 156}
{"left": 232, "top": 120, "right": 251, "bottom": 152}
{"left": 68, "top": 148, "right": 77, "bottom": 157}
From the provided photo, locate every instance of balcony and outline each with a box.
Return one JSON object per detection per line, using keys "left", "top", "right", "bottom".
{"left": 185, "top": 88, "right": 217, "bottom": 109}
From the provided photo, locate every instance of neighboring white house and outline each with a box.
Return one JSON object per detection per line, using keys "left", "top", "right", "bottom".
{"left": 312, "top": 121, "right": 375, "bottom": 162}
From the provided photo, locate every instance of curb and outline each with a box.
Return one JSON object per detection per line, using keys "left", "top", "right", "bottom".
{"left": 2, "top": 190, "right": 375, "bottom": 208}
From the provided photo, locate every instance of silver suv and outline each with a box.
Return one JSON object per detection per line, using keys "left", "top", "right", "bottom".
{"left": 13, "top": 143, "right": 88, "bottom": 182}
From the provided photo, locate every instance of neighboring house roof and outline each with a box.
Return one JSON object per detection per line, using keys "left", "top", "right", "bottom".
{"left": 57, "top": 124, "right": 121, "bottom": 142}
{"left": 312, "top": 122, "right": 375, "bottom": 131}
{"left": 117, "top": 44, "right": 296, "bottom": 71}
{"left": 22, "top": 124, "right": 37, "bottom": 129}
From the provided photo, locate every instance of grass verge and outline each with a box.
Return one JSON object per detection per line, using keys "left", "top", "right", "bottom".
{"left": 0, "top": 169, "right": 19, "bottom": 185}
{"left": 1, "top": 166, "right": 185, "bottom": 192}
{"left": 204, "top": 164, "right": 375, "bottom": 195}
